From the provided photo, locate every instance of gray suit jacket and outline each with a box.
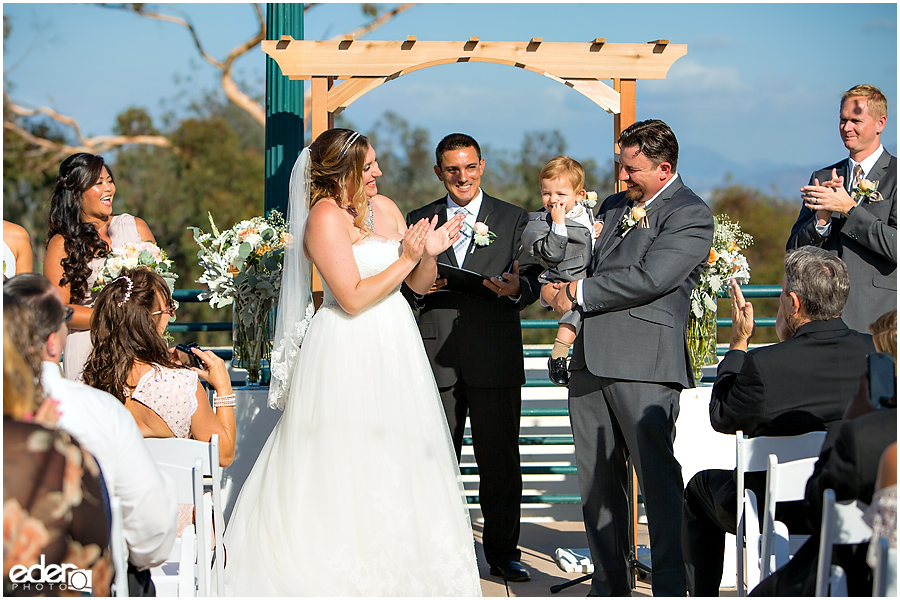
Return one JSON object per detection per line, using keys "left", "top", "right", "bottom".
{"left": 521, "top": 209, "right": 594, "bottom": 283}
{"left": 572, "top": 177, "right": 715, "bottom": 388}
{"left": 787, "top": 151, "right": 897, "bottom": 332}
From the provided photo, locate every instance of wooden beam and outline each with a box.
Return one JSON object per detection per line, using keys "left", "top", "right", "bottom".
{"left": 613, "top": 78, "right": 637, "bottom": 193}
{"left": 262, "top": 38, "right": 686, "bottom": 81}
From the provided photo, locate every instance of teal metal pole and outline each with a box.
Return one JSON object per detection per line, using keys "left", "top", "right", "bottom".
{"left": 264, "top": 3, "right": 304, "bottom": 218}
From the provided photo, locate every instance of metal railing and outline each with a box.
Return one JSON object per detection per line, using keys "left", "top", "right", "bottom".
{"left": 175, "top": 285, "right": 781, "bottom": 505}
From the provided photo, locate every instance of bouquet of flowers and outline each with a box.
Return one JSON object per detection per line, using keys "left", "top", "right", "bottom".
{"left": 688, "top": 214, "right": 753, "bottom": 382}
{"left": 189, "top": 211, "right": 289, "bottom": 385}
{"left": 92, "top": 241, "right": 178, "bottom": 293}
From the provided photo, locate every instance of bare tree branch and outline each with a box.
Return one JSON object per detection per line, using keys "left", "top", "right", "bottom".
{"left": 337, "top": 4, "right": 415, "bottom": 40}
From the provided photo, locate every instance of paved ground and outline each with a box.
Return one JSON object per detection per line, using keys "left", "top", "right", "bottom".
{"left": 473, "top": 520, "right": 738, "bottom": 597}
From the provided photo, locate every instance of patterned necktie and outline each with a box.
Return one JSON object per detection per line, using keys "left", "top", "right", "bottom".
{"left": 851, "top": 164, "right": 864, "bottom": 192}
{"left": 452, "top": 207, "right": 471, "bottom": 263}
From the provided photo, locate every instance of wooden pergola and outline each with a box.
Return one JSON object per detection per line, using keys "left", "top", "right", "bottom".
{"left": 261, "top": 35, "right": 687, "bottom": 176}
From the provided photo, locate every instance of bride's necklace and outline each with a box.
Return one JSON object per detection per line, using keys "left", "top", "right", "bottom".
{"left": 93, "top": 219, "right": 110, "bottom": 234}
{"left": 346, "top": 202, "right": 375, "bottom": 231}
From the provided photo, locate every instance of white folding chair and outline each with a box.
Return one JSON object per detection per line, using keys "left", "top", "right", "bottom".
{"left": 872, "top": 536, "right": 897, "bottom": 597}
{"left": 759, "top": 455, "right": 818, "bottom": 578}
{"left": 145, "top": 435, "right": 224, "bottom": 597}
{"left": 110, "top": 496, "right": 129, "bottom": 597}
{"left": 735, "top": 430, "right": 826, "bottom": 595}
{"left": 814, "top": 489, "right": 873, "bottom": 596}
{"left": 149, "top": 458, "right": 205, "bottom": 596}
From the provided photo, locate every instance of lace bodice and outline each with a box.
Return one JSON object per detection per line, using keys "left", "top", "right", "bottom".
{"left": 321, "top": 237, "right": 403, "bottom": 308}
{"left": 130, "top": 365, "right": 199, "bottom": 438}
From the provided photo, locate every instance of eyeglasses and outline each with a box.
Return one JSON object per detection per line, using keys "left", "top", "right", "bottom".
{"left": 63, "top": 306, "right": 74, "bottom": 323}
{"left": 151, "top": 300, "right": 177, "bottom": 317}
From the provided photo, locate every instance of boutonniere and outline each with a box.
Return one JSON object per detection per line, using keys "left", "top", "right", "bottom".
{"left": 852, "top": 178, "right": 883, "bottom": 203}
{"left": 580, "top": 190, "right": 598, "bottom": 209}
{"left": 467, "top": 221, "right": 497, "bottom": 247}
{"left": 619, "top": 203, "right": 648, "bottom": 235}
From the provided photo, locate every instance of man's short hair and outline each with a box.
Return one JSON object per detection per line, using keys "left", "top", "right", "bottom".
{"left": 435, "top": 133, "right": 481, "bottom": 168}
{"left": 783, "top": 247, "right": 850, "bottom": 321}
{"left": 617, "top": 119, "right": 679, "bottom": 172}
{"left": 539, "top": 156, "right": 585, "bottom": 193}
{"left": 4, "top": 274, "right": 66, "bottom": 344}
{"left": 842, "top": 84, "right": 889, "bottom": 120}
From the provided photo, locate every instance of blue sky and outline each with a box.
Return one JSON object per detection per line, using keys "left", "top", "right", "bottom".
{"left": 4, "top": 2, "right": 897, "bottom": 198}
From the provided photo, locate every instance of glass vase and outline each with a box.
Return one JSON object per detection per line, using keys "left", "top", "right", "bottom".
{"left": 687, "top": 309, "right": 718, "bottom": 385}
{"left": 231, "top": 295, "right": 274, "bottom": 387}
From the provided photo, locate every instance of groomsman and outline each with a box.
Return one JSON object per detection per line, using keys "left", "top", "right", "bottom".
{"left": 547, "top": 120, "right": 714, "bottom": 596}
{"left": 788, "top": 84, "right": 897, "bottom": 332}
{"left": 405, "top": 133, "right": 543, "bottom": 582}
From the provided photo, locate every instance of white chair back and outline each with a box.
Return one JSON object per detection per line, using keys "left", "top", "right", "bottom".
{"left": 760, "top": 455, "right": 818, "bottom": 577}
{"left": 145, "top": 435, "right": 224, "bottom": 597}
{"left": 815, "top": 488, "right": 873, "bottom": 596}
{"left": 872, "top": 536, "right": 897, "bottom": 597}
{"left": 735, "top": 430, "right": 826, "bottom": 596}
{"left": 110, "top": 496, "right": 129, "bottom": 597}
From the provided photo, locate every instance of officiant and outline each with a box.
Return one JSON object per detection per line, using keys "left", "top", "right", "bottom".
{"left": 403, "top": 133, "right": 542, "bottom": 583}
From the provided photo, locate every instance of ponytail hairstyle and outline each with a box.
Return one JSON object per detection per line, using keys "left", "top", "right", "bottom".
{"left": 308, "top": 129, "right": 371, "bottom": 231}
{"left": 47, "top": 153, "right": 114, "bottom": 304}
{"left": 81, "top": 268, "right": 180, "bottom": 404}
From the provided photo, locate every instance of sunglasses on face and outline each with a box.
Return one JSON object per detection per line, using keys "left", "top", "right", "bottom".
{"left": 151, "top": 300, "right": 177, "bottom": 317}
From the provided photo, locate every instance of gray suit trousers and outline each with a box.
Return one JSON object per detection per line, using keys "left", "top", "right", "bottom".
{"left": 569, "top": 368, "right": 687, "bottom": 596}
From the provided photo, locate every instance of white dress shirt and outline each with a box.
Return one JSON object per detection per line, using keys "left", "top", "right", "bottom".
{"left": 446, "top": 190, "right": 484, "bottom": 266}
{"left": 43, "top": 361, "right": 178, "bottom": 569}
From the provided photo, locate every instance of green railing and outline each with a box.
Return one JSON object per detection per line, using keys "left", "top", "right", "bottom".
{"left": 176, "top": 285, "right": 781, "bottom": 505}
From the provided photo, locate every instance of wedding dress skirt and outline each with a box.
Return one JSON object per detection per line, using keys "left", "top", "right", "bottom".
{"left": 223, "top": 238, "right": 482, "bottom": 596}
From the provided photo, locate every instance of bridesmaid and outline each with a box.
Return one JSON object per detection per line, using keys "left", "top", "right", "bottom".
{"left": 43, "top": 153, "right": 156, "bottom": 379}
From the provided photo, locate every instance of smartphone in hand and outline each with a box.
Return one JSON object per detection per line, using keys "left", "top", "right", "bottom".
{"left": 175, "top": 342, "right": 205, "bottom": 369}
{"left": 868, "top": 352, "right": 897, "bottom": 409}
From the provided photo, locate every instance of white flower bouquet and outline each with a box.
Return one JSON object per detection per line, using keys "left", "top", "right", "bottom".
{"left": 688, "top": 214, "right": 753, "bottom": 382}
{"left": 92, "top": 241, "right": 178, "bottom": 293}
{"left": 189, "top": 211, "right": 289, "bottom": 385}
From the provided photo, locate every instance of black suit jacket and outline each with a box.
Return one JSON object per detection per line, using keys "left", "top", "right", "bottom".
{"left": 710, "top": 318, "right": 875, "bottom": 438}
{"left": 404, "top": 193, "right": 543, "bottom": 388}
{"left": 574, "top": 176, "right": 714, "bottom": 388}
{"left": 787, "top": 151, "right": 897, "bottom": 332}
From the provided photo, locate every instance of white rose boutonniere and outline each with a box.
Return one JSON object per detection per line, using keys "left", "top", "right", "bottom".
{"left": 469, "top": 221, "right": 497, "bottom": 246}
{"left": 581, "top": 190, "right": 598, "bottom": 209}
{"left": 619, "top": 204, "right": 648, "bottom": 235}
{"left": 852, "top": 178, "right": 882, "bottom": 203}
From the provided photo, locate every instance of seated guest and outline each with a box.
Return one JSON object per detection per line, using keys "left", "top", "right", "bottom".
{"left": 5, "top": 274, "right": 178, "bottom": 596}
{"left": 3, "top": 298, "right": 112, "bottom": 597}
{"left": 80, "top": 267, "right": 236, "bottom": 467}
{"left": 750, "top": 346, "right": 897, "bottom": 595}
{"left": 682, "top": 246, "right": 875, "bottom": 596}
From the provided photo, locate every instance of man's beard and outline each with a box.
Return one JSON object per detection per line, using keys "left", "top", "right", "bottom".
{"left": 625, "top": 187, "right": 643, "bottom": 202}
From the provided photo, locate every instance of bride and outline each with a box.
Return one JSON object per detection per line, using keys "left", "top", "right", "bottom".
{"left": 222, "top": 129, "right": 482, "bottom": 596}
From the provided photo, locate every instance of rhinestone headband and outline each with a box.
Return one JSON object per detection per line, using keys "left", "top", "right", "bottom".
{"left": 111, "top": 275, "right": 134, "bottom": 307}
{"left": 339, "top": 131, "right": 361, "bottom": 156}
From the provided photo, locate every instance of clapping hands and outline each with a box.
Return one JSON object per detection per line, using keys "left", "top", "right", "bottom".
{"left": 425, "top": 212, "right": 465, "bottom": 258}
{"left": 800, "top": 168, "right": 855, "bottom": 220}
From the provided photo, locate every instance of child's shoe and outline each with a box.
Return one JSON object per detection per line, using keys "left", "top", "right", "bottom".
{"left": 548, "top": 356, "right": 569, "bottom": 387}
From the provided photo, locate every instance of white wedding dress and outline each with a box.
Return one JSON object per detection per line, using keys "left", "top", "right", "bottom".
{"left": 222, "top": 237, "right": 482, "bottom": 597}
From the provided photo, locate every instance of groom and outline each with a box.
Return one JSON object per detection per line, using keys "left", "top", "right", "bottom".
{"left": 547, "top": 120, "right": 714, "bottom": 596}
{"left": 405, "top": 133, "right": 542, "bottom": 582}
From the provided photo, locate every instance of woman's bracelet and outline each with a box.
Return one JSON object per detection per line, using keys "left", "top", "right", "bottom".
{"left": 213, "top": 393, "right": 236, "bottom": 408}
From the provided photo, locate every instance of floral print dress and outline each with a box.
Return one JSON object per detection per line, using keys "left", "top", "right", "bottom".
{"left": 3, "top": 418, "right": 111, "bottom": 596}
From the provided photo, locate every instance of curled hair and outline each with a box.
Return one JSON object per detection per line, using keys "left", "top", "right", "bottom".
{"left": 308, "top": 128, "right": 371, "bottom": 231}
{"left": 46, "top": 153, "right": 114, "bottom": 304}
{"left": 617, "top": 119, "right": 679, "bottom": 172}
{"left": 783, "top": 247, "right": 850, "bottom": 321}
{"left": 435, "top": 133, "right": 481, "bottom": 168}
{"left": 4, "top": 273, "right": 68, "bottom": 343}
{"left": 81, "top": 268, "right": 180, "bottom": 404}
{"left": 539, "top": 155, "right": 585, "bottom": 193}
{"left": 842, "top": 84, "right": 889, "bottom": 120}
{"left": 870, "top": 309, "right": 897, "bottom": 361}
{"left": 3, "top": 294, "right": 45, "bottom": 417}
